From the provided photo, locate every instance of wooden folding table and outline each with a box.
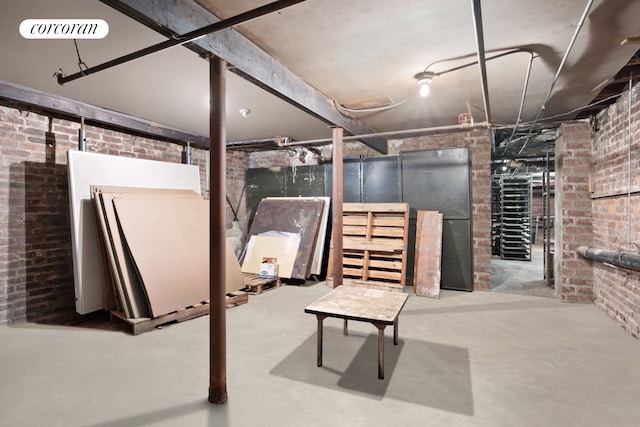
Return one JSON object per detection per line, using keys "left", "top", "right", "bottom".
{"left": 304, "top": 285, "right": 408, "bottom": 379}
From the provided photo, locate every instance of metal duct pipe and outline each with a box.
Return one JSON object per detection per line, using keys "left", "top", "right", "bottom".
{"left": 576, "top": 246, "right": 640, "bottom": 272}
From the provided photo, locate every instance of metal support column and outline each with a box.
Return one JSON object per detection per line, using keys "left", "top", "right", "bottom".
{"left": 331, "top": 127, "right": 344, "bottom": 287}
{"left": 209, "top": 55, "right": 227, "bottom": 404}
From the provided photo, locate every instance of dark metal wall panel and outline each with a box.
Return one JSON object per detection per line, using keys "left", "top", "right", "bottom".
{"left": 246, "top": 167, "right": 286, "bottom": 226}
{"left": 247, "top": 148, "right": 473, "bottom": 291}
{"left": 284, "top": 165, "right": 326, "bottom": 197}
{"left": 441, "top": 219, "right": 474, "bottom": 291}
{"left": 362, "top": 156, "right": 400, "bottom": 203}
{"left": 400, "top": 147, "right": 473, "bottom": 291}
{"left": 325, "top": 158, "right": 362, "bottom": 202}
{"left": 400, "top": 147, "right": 471, "bottom": 219}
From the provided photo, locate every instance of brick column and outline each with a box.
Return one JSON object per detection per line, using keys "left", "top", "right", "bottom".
{"left": 555, "top": 121, "right": 594, "bottom": 302}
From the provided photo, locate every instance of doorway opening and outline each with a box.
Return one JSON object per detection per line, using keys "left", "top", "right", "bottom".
{"left": 490, "top": 128, "right": 556, "bottom": 298}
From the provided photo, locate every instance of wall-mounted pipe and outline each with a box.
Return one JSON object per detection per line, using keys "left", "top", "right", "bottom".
{"left": 182, "top": 143, "right": 192, "bottom": 165}
{"left": 576, "top": 246, "right": 640, "bottom": 272}
{"left": 78, "top": 116, "right": 86, "bottom": 151}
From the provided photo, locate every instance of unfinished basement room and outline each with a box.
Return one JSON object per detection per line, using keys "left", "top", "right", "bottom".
{"left": 1, "top": 0, "right": 640, "bottom": 426}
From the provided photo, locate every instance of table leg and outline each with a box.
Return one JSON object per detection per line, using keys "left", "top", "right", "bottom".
{"left": 316, "top": 315, "right": 326, "bottom": 367}
{"left": 374, "top": 323, "right": 386, "bottom": 379}
{"left": 344, "top": 319, "right": 348, "bottom": 335}
{"left": 394, "top": 317, "right": 399, "bottom": 345}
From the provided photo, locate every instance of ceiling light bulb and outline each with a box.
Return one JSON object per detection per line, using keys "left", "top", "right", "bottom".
{"left": 414, "top": 71, "right": 436, "bottom": 98}
{"left": 239, "top": 108, "right": 251, "bottom": 117}
{"left": 419, "top": 82, "right": 431, "bottom": 97}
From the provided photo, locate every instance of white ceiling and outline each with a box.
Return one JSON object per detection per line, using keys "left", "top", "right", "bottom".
{"left": 2, "top": 0, "right": 640, "bottom": 149}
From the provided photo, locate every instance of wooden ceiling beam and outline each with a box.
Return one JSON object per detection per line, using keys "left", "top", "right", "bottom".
{"left": 100, "top": 0, "right": 388, "bottom": 154}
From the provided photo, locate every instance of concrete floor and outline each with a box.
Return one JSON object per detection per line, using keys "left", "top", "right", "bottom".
{"left": 1, "top": 281, "right": 639, "bottom": 427}
{"left": 491, "top": 244, "right": 556, "bottom": 298}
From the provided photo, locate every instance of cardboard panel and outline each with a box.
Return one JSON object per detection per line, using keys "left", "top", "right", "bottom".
{"left": 67, "top": 151, "right": 200, "bottom": 314}
{"left": 112, "top": 197, "right": 245, "bottom": 318}
{"left": 241, "top": 234, "right": 300, "bottom": 279}
{"left": 91, "top": 187, "right": 201, "bottom": 318}
{"left": 249, "top": 198, "right": 324, "bottom": 279}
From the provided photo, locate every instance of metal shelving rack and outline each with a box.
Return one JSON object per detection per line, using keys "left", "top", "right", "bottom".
{"left": 491, "top": 175, "right": 503, "bottom": 256}
{"left": 498, "top": 174, "right": 533, "bottom": 261}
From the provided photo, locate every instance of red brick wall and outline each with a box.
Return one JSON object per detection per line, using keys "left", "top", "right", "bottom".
{"left": 555, "top": 121, "right": 594, "bottom": 303}
{"left": 0, "top": 104, "right": 208, "bottom": 325}
{"left": 226, "top": 150, "right": 250, "bottom": 233}
{"left": 591, "top": 83, "right": 640, "bottom": 337}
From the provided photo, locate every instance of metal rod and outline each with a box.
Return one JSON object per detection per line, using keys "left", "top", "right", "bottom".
{"left": 57, "top": 0, "right": 306, "bottom": 85}
{"left": 281, "top": 122, "right": 491, "bottom": 148}
{"left": 508, "top": 50, "right": 535, "bottom": 140}
{"left": 209, "top": 55, "right": 227, "bottom": 405}
{"left": 332, "top": 127, "right": 344, "bottom": 288}
{"left": 544, "top": 153, "right": 552, "bottom": 287}
{"left": 470, "top": 0, "right": 491, "bottom": 123}
{"left": 627, "top": 72, "right": 633, "bottom": 247}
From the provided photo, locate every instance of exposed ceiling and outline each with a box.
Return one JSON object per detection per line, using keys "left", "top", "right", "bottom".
{"left": 1, "top": 0, "right": 640, "bottom": 159}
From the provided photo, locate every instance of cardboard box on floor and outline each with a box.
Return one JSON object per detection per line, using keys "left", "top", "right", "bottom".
{"left": 259, "top": 257, "right": 278, "bottom": 279}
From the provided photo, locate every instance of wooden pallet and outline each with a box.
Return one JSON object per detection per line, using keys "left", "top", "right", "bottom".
{"left": 111, "top": 302, "right": 210, "bottom": 335}
{"left": 226, "top": 291, "right": 249, "bottom": 307}
{"left": 112, "top": 291, "right": 248, "bottom": 335}
{"left": 327, "top": 203, "right": 409, "bottom": 289}
{"left": 242, "top": 272, "right": 281, "bottom": 294}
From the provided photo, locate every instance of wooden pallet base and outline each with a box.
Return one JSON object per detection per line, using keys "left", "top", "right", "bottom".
{"left": 113, "top": 292, "right": 248, "bottom": 335}
{"left": 111, "top": 302, "right": 209, "bottom": 335}
{"left": 242, "top": 272, "right": 281, "bottom": 294}
{"left": 226, "top": 291, "right": 249, "bottom": 307}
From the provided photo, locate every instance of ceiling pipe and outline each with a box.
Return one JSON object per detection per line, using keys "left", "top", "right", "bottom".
{"left": 419, "top": 48, "right": 535, "bottom": 141}
{"left": 470, "top": 0, "right": 492, "bottom": 124}
{"left": 279, "top": 122, "right": 491, "bottom": 148}
{"left": 55, "top": 0, "right": 306, "bottom": 85}
{"left": 518, "top": 0, "right": 595, "bottom": 154}
{"left": 424, "top": 48, "right": 533, "bottom": 77}
{"left": 577, "top": 246, "right": 640, "bottom": 272}
{"left": 507, "top": 50, "right": 535, "bottom": 141}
